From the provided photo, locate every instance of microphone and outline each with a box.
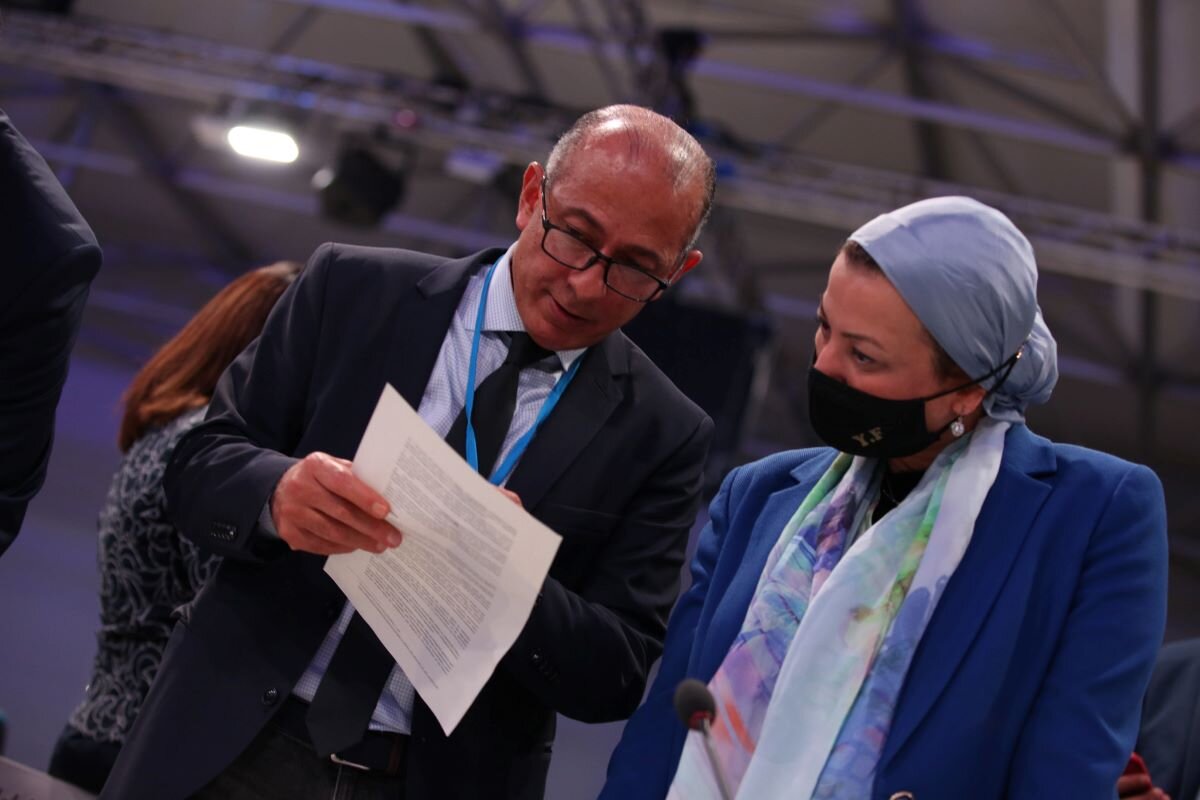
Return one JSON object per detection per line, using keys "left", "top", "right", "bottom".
{"left": 674, "top": 679, "right": 734, "bottom": 800}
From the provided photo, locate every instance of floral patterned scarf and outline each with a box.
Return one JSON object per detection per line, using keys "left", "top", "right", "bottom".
{"left": 669, "top": 419, "right": 1009, "bottom": 799}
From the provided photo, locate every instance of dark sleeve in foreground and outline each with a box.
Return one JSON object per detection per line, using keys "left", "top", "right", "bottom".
{"left": 501, "top": 411, "right": 714, "bottom": 724}
{"left": 0, "top": 109, "right": 102, "bottom": 555}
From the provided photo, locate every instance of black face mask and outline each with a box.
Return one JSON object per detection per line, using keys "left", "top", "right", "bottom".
{"left": 807, "top": 351, "right": 1021, "bottom": 459}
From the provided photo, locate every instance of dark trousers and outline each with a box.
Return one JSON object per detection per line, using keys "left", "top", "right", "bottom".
{"left": 190, "top": 711, "right": 406, "bottom": 800}
{"left": 47, "top": 725, "right": 122, "bottom": 795}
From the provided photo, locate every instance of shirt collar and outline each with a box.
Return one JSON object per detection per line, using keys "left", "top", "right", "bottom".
{"left": 474, "top": 244, "right": 587, "bottom": 370}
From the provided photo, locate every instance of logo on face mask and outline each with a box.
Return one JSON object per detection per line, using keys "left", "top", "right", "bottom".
{"left": 850, "top": 428, "right": 885, "bottom": 449}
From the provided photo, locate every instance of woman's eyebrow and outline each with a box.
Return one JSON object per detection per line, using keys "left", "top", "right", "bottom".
{"left": 819, "top": 300, "right": 886, "bottom": 350}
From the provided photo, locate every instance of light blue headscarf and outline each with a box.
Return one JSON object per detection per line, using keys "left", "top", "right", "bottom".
{"left": 850, "top": 196, "right": 1058, "bottom": 422}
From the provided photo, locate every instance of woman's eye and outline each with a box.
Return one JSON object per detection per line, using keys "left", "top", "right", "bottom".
{"left": 851, "top": 348, "right": 874, "bottom": 365}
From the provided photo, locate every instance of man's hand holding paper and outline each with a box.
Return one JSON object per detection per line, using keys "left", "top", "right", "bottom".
{"left": 271, "top": 452, "right": 399, "bottom": 555}
{"left": 324, "top": 384, "right": 562, "bottom": 735}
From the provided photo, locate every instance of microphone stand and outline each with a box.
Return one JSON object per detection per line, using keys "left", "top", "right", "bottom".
{"left": 696, "top": 716, "right": 733, "bottom": 800}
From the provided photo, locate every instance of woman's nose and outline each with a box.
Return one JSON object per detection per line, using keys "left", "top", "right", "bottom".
{"left": 812, "top": 340, "right": 844, "bottom": 382}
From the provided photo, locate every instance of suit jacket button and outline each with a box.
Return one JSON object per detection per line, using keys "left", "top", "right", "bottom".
{"left": 262, "top": 687, "right": 280, "bottom": 706}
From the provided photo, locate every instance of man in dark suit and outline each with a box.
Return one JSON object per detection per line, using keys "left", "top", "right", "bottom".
{"left": 0, "top": 109, "right": 102, "bottom": 556}
{"left": 101, "top": 105, "right": 716, "bottom": 799}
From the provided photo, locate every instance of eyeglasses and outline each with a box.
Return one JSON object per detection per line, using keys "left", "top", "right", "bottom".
{"left": 539, "top": 176, "right": 680, "bottom": 303}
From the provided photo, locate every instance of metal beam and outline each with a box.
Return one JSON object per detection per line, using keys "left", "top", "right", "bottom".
{"left": 269, "top": 0, "right": 1089, "bottom": 80}
{"left": 916, "top": 29, "right": 1084, "bottom": 80}
{"left": 28, "top": 137, "right": 511, "bottom": 252}
{"left": 715, "top": 171, "right": 1200, "bottom": 300}
{"left": 893, "top": 0, "right": 949, "bottom": 180}
{"left": 270, "top": 0, "right": 477, "bottom": 31}
{"left": 596, "top": 0, "right": 656, "bottom": 108}
{"left": 1041, "top": 0, "right": 1138, "bottom": 130}
{"left": 52, "top": 88, "right": 102, "bottom": 189}
{"left": 562, "top": 0, "right": 629, "bottom": 102}
{"left": 1136, "top": 0, "right": 1162, "bottom": 461}
{"left": 5, "top": 13, "right": 1199, "bottom": 297}
{"left": 455, "top": 0, "right": 550, "bottom": 101}
{"left": 772, "top": 46, "right": 894, "bottom": 151}
{"left": 260, "top": 0, "right": 1114, "bottom": 140}
{"left": 267, "top": 5, "right": 324, "bottom": 53}
{"left": 692, "top": 58, "right": 1121, "bottom": 156}
{"left": 945, "top": 58, "right": 1122, "bottom": 142}
{"left": 1167, "top": 104, "right": 1200, "bottom": 140}
{"left": 36, "top": 142, "right": 506, "bottom": 252}
{"left": 26, "top": 134, "right": 1200, "bottom": 400}
{"left": 7, "top": 7, "right": 1189, "bottom": 162}
{"left": 411, "top": 26, "right": 473, "bottom": 91}
{"left": 944, "top": 98, "right": 1023, "bottom": 192}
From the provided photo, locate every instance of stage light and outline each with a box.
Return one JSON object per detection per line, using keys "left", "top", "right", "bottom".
{"left": 226, "top": 125, "right": 300, "bottom": 164}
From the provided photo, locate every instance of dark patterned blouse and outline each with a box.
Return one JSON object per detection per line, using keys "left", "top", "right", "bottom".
{"left": 67, "top": 407, "right": 219, "bottom": 742}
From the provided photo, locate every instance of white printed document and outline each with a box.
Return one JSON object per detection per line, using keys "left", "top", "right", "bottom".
{"left": 325, "top": 384, "right": 562, "bottom": 735}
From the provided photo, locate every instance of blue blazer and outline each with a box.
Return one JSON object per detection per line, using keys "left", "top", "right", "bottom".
{"left": 602, "top": 424, "right": 1168, "bottom": 800}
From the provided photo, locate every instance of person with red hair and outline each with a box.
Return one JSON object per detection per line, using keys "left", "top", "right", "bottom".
{"left": 47, "top": 261, "right": 301, "bottom": 794}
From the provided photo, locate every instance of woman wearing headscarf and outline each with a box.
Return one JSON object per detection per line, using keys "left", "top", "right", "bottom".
{"left": 601, "top": 197, "right": 1168, "bottom": 800}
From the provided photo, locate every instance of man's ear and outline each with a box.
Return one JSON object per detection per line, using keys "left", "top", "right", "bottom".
{"left": 678, "top": 249, "right": 703, "bottom": 276}
{"left": 514, "top": 162, "right": 543, "bottom": 231}
{"left": 650, "top": 250, "right": 702, "bottom": 302}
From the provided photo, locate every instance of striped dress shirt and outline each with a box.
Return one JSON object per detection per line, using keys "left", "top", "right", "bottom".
{"left": 290, "top": 245, "right": 585, "bottom": 733}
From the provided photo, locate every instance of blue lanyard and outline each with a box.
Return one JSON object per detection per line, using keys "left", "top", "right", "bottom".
{"left": 463, "top": 259, "right": 582, "bottom": 485}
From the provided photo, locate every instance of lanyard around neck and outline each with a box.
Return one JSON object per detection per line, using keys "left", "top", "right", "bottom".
{"left": 463, "top": 259, "right": 582, "bottom": 485}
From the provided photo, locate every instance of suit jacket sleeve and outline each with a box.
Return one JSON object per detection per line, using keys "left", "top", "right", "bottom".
{"left": 598, "top": 462, "right": 745, "bottom": 799}
{"left": 1007, "top": 463, "right": 1168, "bottom": 798}
{"left": 163, "top": 244, "right": 335, "bottom": 559}
{"left": 0, "top": 110, "right": 102, "bottom": 555}
{"left": 500, "top": 408, "right": 715, "bottom": 725}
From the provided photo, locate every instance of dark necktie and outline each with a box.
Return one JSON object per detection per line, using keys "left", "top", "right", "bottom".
{"left": 306, "top": 330, "right": 552, "bottom": 757}
{"left": 305, "top": 612, "right": 396, "bottom": 757}
{"left": 445, "top": 331, "right": 554, "bottom": 478}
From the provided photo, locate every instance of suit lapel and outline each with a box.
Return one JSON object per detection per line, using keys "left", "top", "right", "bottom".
{"left": 505, "top": 333, "right": 627, "bottom": 512}
{"left": 382, "top": 251, "right": 625, "bottom": 512}
{"left": 385, "top": 250, "right": 500, "bottom": 409}
{"left": 881, "top": 424, "right": 1057, "bottom": 765}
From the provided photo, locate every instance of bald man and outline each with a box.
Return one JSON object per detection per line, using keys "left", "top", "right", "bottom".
{"left": 102, "top": 106, "right": 717, "bottom": 800}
